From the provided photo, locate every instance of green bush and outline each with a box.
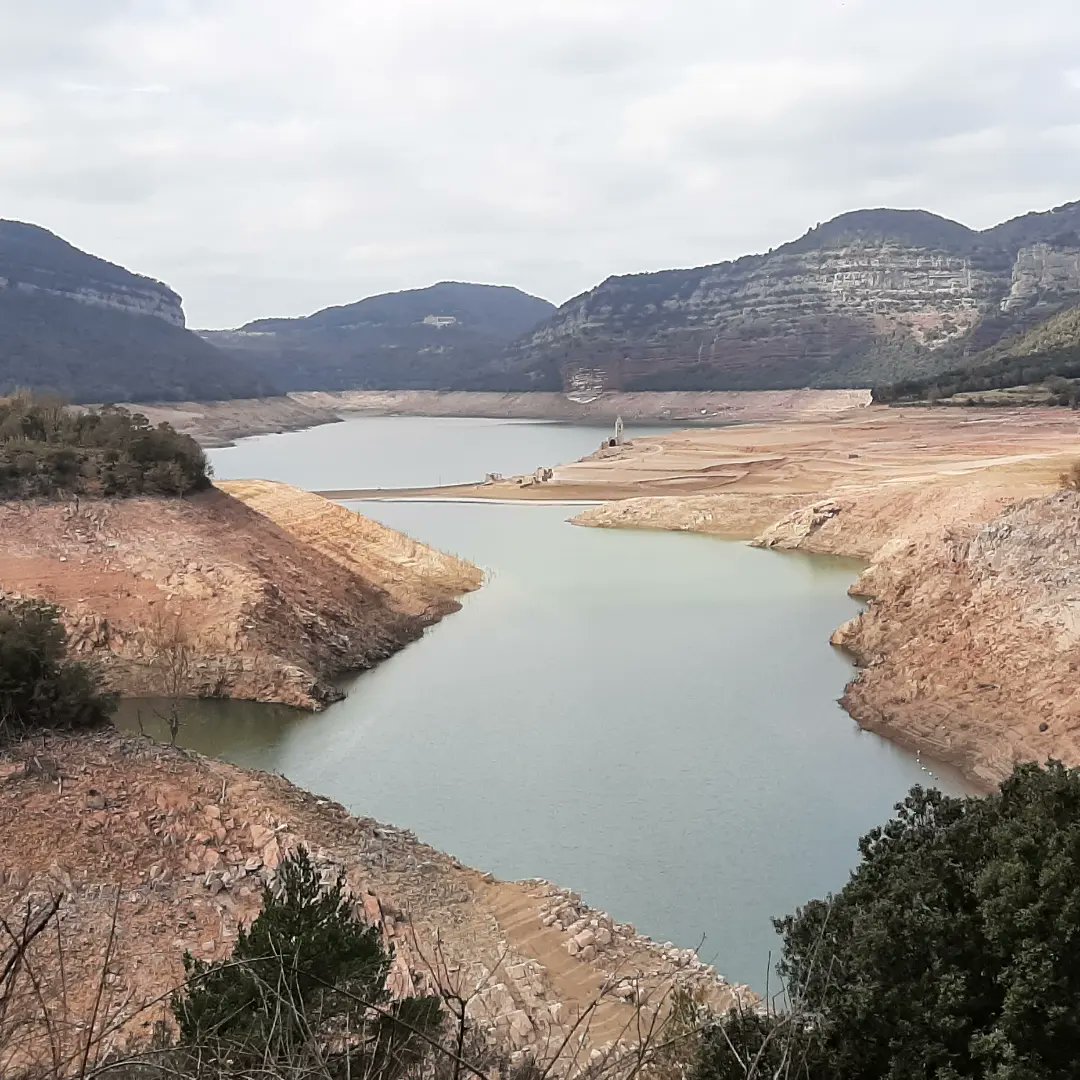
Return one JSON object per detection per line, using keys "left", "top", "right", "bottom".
{"left": 0, "top": 391, "right": 211, "bottom": 498}
{"left": 173, "top": 846, "right": 443, "bottom": 1079}
{"left": 697, "top": 762, "right": 1080, "bottom": 1080}
{"left": 0, "top": 597, "right": 114, "bottom": 743}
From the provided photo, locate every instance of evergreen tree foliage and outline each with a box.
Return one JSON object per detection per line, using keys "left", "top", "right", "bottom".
{"left": 173, "top": 846, "right": 443, "bottom": 1079}
{"left": 0, "top": 597, "right": 114, "bottom": 743}
{"left": 0, "top": 392, "right": 211, "bottom": 498}
{"left": 696, "top": 763, "right": 1080, "bottom": 1080}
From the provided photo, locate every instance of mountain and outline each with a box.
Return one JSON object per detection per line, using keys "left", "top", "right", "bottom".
{"left": 0, "top": 221, "right": 273, "bottom": 403}
{"left": 202, "top": 281, "right": 555, "bottom": 392}
{"left": 493, "top": 200, "right": 1080, "bottom": 394}
{"left": 875, "top": 300, "right": 1080, "bottom": 405}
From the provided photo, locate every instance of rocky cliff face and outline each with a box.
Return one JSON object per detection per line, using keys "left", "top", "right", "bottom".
{"left": 502, "top": 202, "right": 1080, "bottom": 392}
{"left": 1001, "top": 243, "right": 1080, "bottom": 313}
{"left": 0, "top": 220, "right": 184, "bottom": 326}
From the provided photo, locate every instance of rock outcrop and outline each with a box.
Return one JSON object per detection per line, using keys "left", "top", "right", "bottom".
{"left": 498, "top": 201, "right": 1080, "bottom": 393}
{"left": 0, "top": 484, "right": 480, "bottom": 709}
{"left": 0, "top": 220, "right": 184, "bottom": 326}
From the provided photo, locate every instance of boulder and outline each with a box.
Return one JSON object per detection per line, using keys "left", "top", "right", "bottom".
{"left": 573, "top": 929, "right": 596, "bottom": 949}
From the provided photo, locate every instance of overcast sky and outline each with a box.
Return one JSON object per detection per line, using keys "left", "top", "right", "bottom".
{"left": 3, "top": 0, "right": 1080, "bottom": 328}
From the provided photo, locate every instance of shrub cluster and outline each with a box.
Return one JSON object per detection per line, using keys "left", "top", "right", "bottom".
{"left": 0, "top": 392, "right": 211, "bottom": 498}
{"left": 0, "top": 596, "right": 114, "bottom": 744}
{"left": 697, "top": 762, "right": 1080, "bottom": 1080}
{"left": 172, "top": 847, "right": 443, "bottom": 1080}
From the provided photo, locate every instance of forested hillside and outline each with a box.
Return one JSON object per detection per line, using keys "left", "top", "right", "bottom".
{"left": 875, "top": 302, "right": 1080, "bottom": 405}
{"left": 203, "top": 281, "right": 555, "bottom": 392}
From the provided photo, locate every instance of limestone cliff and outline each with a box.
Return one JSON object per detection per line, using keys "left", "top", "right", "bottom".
{"left": 0, "top": 220, "right": 273, "bottom": 403}
{"left": 0, "top": 484, "right": 480, "bottom": 709}
{"left": 0, "top": 220, "right": 184, "bottom": 326}
{"left": 500, "top": 202, "right": 1080, "bottom": 393}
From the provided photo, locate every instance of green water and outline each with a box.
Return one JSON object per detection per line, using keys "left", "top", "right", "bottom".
{"left": 116, "top": 433, "right": 975, "bottom": 990}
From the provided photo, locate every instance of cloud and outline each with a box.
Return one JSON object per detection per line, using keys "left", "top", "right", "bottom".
{"left": 1, "top": 0, "right": 1079, "bottom": 326}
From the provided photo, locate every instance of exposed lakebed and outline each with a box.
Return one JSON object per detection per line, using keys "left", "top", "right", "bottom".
{"left": 116, "top": 416, "right": 975, "bottom": 989}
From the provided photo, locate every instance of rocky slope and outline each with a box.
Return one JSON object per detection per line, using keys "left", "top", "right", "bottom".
{"left": 203, "top": 281, "right": 556, "bottom": 393}
{"left": 0, "top": 483, "right": 479, "bottom": 708}
{"left": 0, "top": 220, "right": 272, "bottom": 403}
{"left": 0, "top": 731, "right": 751, "bottom": 1068}
{"left": 220, "top": 479, "right": 482, "bottom": 620}
{"left": 498, "top": 201, "right": 1080, "bottom": 394}
{"left": 0, "top": 220, "right": 184, "bottom": 325}
{"left": 757, "top": 485, "right": 1080, "bottom": 789}
{"left": 875, "top": 298, "right": 1080, "bottom": 405}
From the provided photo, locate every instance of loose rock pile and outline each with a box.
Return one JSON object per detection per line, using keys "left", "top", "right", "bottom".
{"left": 534, "top": 881, "right": 753, "bottom": 1007}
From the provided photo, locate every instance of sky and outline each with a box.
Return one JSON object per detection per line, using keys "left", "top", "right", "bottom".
{"left": 3, "top": 0, "right": 1080, "bottom": 328}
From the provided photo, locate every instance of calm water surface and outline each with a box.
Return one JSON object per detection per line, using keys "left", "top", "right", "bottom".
{"left": 210, "top": 415, "right": 683, "bottom": 490}
{"left": 117, "top": 417, "right": 975, "bottom": 989}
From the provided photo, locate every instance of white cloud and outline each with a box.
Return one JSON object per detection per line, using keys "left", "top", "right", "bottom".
{"left": 1, "top": 0, "right": 1078, "bottom": 326}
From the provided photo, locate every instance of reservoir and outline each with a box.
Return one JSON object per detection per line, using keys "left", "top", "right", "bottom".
{"left": 207, "top": 414, "right": 684, "bottom": 491}
{"left": 116, "top": 416, "right": 975, "bottom": 989}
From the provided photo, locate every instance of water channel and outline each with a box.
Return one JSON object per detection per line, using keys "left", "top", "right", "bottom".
{"left": 115, "top": 415, "right": 975, "bottom": 988}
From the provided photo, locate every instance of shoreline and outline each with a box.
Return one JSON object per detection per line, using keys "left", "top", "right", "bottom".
{"left": 131, "top": 398, "right": 1080, "bottom": 788}
{"left": 354, "top": 406, "right": 1080, "bottom": 790}
{"left": 0, "top": 729, "right": 754, "bottom": 1060}
{"left": 134, "top": 388, "right": 870, "bottom": 447}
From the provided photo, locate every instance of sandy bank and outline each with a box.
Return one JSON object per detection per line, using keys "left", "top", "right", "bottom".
{"left": 127, "top": 395, "right": 343, "bottom": 447}
{"left": 136, "top": 388, "right": 868, "bottom": 446}
{"left": 0, "top": 730, "right": 752, "bottom": 1063}
{"left": 0, "top": 482, "right": 479, "bottom": 709}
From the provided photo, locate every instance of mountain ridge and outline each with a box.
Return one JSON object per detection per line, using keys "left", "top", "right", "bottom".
{"left": 203, "top": 280, "right": 556, "bottom": 393}
{"left": 0, "top": 220, "right": 273, "bottom": 403}
{"left": 492, "top": 198, "right": 1080, "bottom": 394}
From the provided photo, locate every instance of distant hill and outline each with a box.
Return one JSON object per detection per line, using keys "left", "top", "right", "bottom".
{"left": 0, "top": 221, "right": 273, "bottom": 403}
{"left": 492, "top": 200, "right": 1080, "bottom": 394}
{"left": 203, "top": 282, "right": 555, "bottom": 392}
